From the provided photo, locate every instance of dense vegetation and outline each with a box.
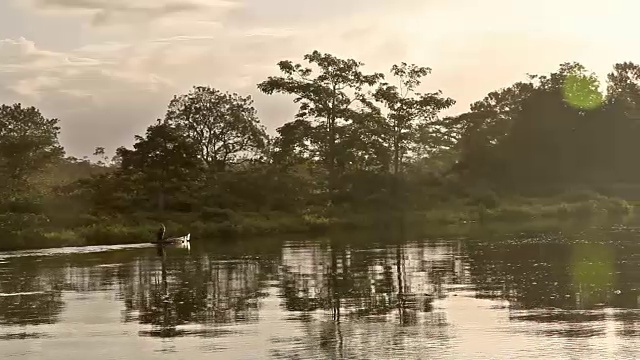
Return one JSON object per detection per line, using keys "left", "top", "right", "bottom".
{"left": 1, "top": 51, "right": 638, "bottom": 250}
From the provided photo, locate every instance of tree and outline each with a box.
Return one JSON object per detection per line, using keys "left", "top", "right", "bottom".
{"left": 0, "top": 103, "right": 64, "bottom": 195}
{"left": 164, "top": 86, "right": 268, "bottom": 172}
{"left": 450, "top": 81, "right": 535, "bottom": 182}
{"left": 373, "top": 63, "right": 455, "bottom": 175}
{"left": 270, "top": 119, "right": 319, "bottom": 168}
{"left": 92, "top": 146, "right": 116, "bottom": 167}
{"left": 606, "top": 62, "right": 640, "bottom": 120}
{"left": 452, "top": 62, "right": 610, "bottom": 192}
{"left": 338, "top": 110, "right": 389, "bottom": 173}
{"left": 116, "top": 121, "right": 204, "bottom": 212}
{"left": 258, "top": 50, "right": 384, "bottom": 199}
{"left": 500, "top": 64, "right": 603, "bottom": 189}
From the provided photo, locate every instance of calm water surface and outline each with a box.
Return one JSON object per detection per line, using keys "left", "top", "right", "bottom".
{"left": 2, "top": 227, "right": 640, "bottom": 359}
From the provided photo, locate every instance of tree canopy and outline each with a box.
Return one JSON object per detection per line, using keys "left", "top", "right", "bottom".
{"left": 5, "top": 51, "right": 640, "bottom": 249}
{"left": 165, "top": 86, "right": 268, "bottom": 172}
{"left": 0, "top": 103, "right": 64, "bottom": 196}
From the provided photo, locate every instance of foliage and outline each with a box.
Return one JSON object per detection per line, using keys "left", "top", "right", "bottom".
{"left": 115, "top": 121, "right": 205, "bottom": 212}
{"left": 373, "top": 62, "right": 456, "bottom": 174}
{"left": 451, "top": 61, "right": 640, "bottom": 193}
{"left": 165, "top": 86, "right": 268, "bottom": 172}
{"left": 258, "top": 50, "right": 384, "bottom": 199}
{"left": 7, "top": 53, "right": 640, "bottom": 250}
{"left": 0, "top": 104, "right": 64, "bottom": 195}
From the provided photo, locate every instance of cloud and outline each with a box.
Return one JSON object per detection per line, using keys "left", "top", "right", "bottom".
{"left": 35, "top": 0, "right": 205, "bottom": 12}
{"left": 0, "top": 28, "right": 306, "bottom": 156}
{"left": 0, "top": 37, "right": 168, "bottom": 99}
{"left": 0, "top": 36, "right": 176, "bottom": 156}
{"left": 3, "top": 0, "right": 629, "bottom": 158}
{"left": 0, "top": 37, "right": 99, "bottom": 70}
{"left": 30, "top": 0, "right": 240, "bottom": 26}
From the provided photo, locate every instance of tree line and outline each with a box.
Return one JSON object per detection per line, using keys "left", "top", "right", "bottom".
{"left": 3, "top": 51, "right": 640, "bottom": 233}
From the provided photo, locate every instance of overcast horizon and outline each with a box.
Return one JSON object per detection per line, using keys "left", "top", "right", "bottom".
{"left": 2, "top": 0, "right": 639, "bottom": 158}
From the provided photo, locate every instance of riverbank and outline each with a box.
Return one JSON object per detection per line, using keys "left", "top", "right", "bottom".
{"left": 0, "top": 192, "right": 634, "bottom": 251}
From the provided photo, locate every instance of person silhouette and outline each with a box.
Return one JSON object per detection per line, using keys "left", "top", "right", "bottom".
{"left": 156, "top": 223, "right": 166, "bottom": 243}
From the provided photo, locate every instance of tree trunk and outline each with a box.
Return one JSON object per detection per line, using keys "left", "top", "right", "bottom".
{"left": 328, "top": 119, "right": 336, "bottom": 203}
{"left": 327, "top": 87, "right": 338, "bottom": 205}
{"left": 393, "top": 129, "right": 400, "bottom": 176}
{"left": 392, "top": 123, "right": 401, "bottom": 209}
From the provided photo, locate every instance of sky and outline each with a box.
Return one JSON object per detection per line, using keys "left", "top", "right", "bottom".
{"left": 1, "top": 0, "right": 640, "bottom": 157}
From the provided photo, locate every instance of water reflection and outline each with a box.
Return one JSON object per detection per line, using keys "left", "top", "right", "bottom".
{"left": 2, "top": 228, "right": 640, "bottom": 358}
{"left": 278, "top": 239, "right": 461, "bottom": 324}
{"left": 121, "top": 244, "right": 267, "bottom": 339}
{"left": 0, "top": 256, "right": 65, "bottom": 327}
{"left": 466, "top": 239, "right": 640, "bottom": 312}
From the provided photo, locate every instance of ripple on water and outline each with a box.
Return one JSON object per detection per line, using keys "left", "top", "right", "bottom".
{"left": 1, "top": 231, "right": 640, "bottom": 358}
{"left": 0, "top": 243, "right": 155, "bottom": 260}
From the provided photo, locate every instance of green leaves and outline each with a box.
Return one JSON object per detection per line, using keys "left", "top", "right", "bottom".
{"left": 259, "top": 53, "right": 458, "bottom": 208}
{"left": 258, "top": 50, "right": 385, "bottom": 200}
{"left": 450, "top": 61, "right": 640, "bottom": 192}
{"left": 165, "top": 86, "right": 268, "bottom": 172}
{"left": 0, "top": 104, "right": 64, "bottom": 195}
{"left": 115, "top": 122, "right": 204, "bottom": 212}
{"left": 373, "top": 63, "right": 455, "bottom": 174}
{"left": 606, "top": 62, "right": 640, "bottom": 120}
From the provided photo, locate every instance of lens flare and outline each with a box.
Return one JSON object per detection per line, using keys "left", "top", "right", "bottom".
{"left": 562, "top": 73, "right": 604, "bottom": 110}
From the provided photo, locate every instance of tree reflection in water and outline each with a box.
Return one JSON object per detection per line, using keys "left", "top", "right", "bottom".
{"left": 272, "top": 234, "right": 456, "bottom": 359}
{"left": 122, "top": 242, "right": 268, "bottom": 338}
{"left": 278, "top": 238, "right": 446, "bottom": 324}
{"left": 4, "top": 226, "right": 640, "bottom": 357}
{"left": 0, "top": 256, "right": 65, "bottom": 328}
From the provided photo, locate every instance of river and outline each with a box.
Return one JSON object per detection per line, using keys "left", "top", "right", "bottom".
{"left": 1, "top": 226, "right": 640, "bottom": 359}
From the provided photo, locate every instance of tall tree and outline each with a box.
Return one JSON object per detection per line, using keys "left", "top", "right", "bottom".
{"left": 502, "top": 63, "right": 603, "bottom": 188}
{"left": 0, "top": 103, "right": 64, "bottom": 195}
{"left": 598, "top": 62, "right": 640, "bottom": 182}
{"left": 606, "top": 62, "right": 640, "bottom": 118}
{"left": 373, "top": 63, "right": 455, "bottom": 175}
{"left": 271, "top": 119, "right": 320, "bottom": 168}
{"left": 165, "top": 86, "right": 268, "bottom": 172}
{"left": 116, "top": 121, "right": 204, "bottom": 212}
{"left": 258, "top": 50, "right": 384, "bottom": 199}
{"left": 451, "top": 81, "right": 535, "bottom": 181}
{"left": 452, "top": 62, "right": 607, "bottom": 191}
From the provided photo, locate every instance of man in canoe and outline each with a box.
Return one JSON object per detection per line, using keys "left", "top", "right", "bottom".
{"left": 155, "top": 223, "right": 191, "bottom": 245}
{"left": 156, "top": 223, "right": 166, "bottom": 243}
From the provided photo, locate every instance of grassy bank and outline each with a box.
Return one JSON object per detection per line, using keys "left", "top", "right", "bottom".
{"left": 0, "top": 191, "right": 634, "bottom": 251}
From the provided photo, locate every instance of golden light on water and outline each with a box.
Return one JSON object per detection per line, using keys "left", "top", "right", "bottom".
{"left": 570, "top": 243, "right": 616, "bottom": 307}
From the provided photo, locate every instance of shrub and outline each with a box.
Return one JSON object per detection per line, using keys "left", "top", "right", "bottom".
{"left": 468, "top": 189, "right": 500, "bottom": 209}
{"left": 601, "top": 197, "right": 633, "bottom": 216}
{"left": 424, "top": 208, "right": 473, "bottom": 224}
{"left": 557, "top": 188, "right": 601, "bottom": 203}
{"left": 78, "top": 224, "right": 153, "bottom": 245}
{"left": 556, "top": 203, "right": 571, "bottom": 219}
{"left": 42, "top": 230, "right": 83, "bottom": 247}
{"left": 200, "top": 207, "right": 236, "bottom": 222}
{"left": 487, "top": 205, "right": 539, "bottom": 221}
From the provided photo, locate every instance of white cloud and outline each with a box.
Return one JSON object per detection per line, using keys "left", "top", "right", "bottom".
{"left": 0, "top": 37, "right": 170, "bottom": 100}
{"left": 29, "top": 0, "right": 241, "bottom": 26}
{"left": 0, "top": 37, "right": 100, "bottom": 71}
{"left": 0, "top": 36, "right": 176, "bottom": 156}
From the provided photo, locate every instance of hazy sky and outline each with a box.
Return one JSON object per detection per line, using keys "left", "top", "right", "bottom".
{"left": 1, "top": 0, "right": 638, "bottom": 157}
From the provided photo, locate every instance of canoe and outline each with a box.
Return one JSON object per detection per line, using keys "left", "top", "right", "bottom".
{"left": 157, "top": 233, "right": 190, "bottom": 245}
